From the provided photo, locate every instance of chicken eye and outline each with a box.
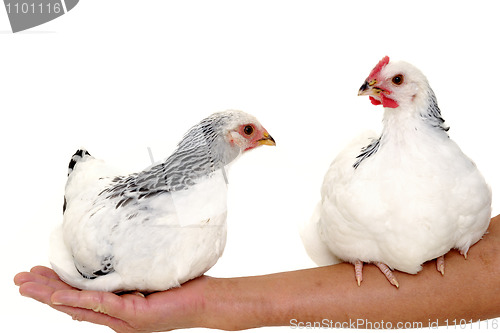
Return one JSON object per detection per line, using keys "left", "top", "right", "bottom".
{"left": 243, "top": 125, "right": 254, "bottom": 136}
{"left": 392, "top": 74, "right": 404, "bottom": 85}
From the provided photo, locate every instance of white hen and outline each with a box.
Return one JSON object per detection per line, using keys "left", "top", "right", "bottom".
{"left": 302, "top": 56, "right": 491, "bottom": 288}
{"left": 51, "top": 110, "right": 275, "bottom": 292}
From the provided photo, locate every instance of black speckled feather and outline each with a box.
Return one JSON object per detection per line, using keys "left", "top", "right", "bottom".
{"left": 422, "top": 88, "right": 449, "bottom": 132}
{"left": 353, "top": 136, "right": 381, "bottom": 169}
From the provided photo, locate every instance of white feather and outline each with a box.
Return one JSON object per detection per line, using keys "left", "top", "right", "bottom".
{"left": 302, "top": 59, "right": 492, "bottom": 274}
{"left": 52, "top": 159, "right": 228, "bottom": 291}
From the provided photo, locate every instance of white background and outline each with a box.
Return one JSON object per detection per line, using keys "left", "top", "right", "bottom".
{"left": 2, "top": 1, "right": 499, "bottom": 332}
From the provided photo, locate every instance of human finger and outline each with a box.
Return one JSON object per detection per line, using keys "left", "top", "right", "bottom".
{"left": 51, "top": 289, "right": 145, "bottom": 322}
{"left": 18, "top": 281, "right": 57, "bottom": 305}
{"left": 51, "top": 303, "right": 134, "bottom": 333}
{"left": 14, "top": 270, "right": 74, "bottom": 291}
{"left": 30, "top": 265, "right": 61, "bottom": 280}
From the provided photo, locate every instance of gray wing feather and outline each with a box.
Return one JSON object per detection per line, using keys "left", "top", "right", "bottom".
{"left": 99, "top": 115, "right": 227, "bottom": 207}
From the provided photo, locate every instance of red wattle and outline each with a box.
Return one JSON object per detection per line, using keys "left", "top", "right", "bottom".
{"left": 369, "top": 96, "right": 382, "bottom": 105}
{"left": 380, "top": 95, "right": 399, "bottom": 108}
{"left": 369, "top": 95, "right": 399, "bottom": 108}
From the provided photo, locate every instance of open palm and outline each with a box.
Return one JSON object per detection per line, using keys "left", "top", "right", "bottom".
{"left": 14, "top": 266, "right": 208, "bottom": 333}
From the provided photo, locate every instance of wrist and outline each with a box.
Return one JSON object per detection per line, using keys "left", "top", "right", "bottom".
{"left": 199, "top": 275, "right": 287, "bottom": 330}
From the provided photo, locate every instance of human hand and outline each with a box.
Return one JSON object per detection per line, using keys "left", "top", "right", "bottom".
{"left": 14, "top": 266, "right": 209, "bottom": 333}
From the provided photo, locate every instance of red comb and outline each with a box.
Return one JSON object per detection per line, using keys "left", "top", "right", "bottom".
{"left": 369, "top": 56, "right": 390, "bottom": 78}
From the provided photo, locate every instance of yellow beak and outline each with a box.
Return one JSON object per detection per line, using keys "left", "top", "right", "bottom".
{"left": 257, "top": 132, "right": 276, "bottom": 146}
{"left": 358, "top": 79, "right": 383, "bottom": 97}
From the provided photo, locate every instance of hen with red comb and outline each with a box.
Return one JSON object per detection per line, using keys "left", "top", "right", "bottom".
{"left": 301, "top": 57, "right": 491, "bottom": 288}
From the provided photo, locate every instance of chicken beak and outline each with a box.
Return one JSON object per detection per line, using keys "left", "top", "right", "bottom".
{"left": 358, "top": 79, "right": 382, "bottom": 97}
{"left": 257, "top": 132, "right": 276, "bottom": 146}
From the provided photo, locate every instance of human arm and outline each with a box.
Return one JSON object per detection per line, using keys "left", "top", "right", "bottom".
{"left": 14, "top": 215, "right": 500, "bottom": 332}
